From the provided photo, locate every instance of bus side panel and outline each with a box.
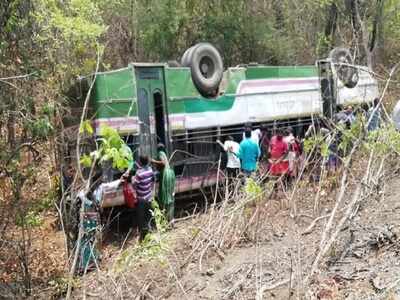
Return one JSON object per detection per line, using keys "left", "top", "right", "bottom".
{"left": 91, "top": 66, "right": 138, "bottom": 135}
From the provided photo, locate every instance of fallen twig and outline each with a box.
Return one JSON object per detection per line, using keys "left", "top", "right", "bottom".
{"left": 259, "top": 278, "right": 290, "bottom": 294}
{"left": 301, "top": 214, "right": 330, "bottom": 235}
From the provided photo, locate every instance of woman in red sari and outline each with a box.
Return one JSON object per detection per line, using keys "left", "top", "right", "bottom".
{"left": 269, "top": 130, "right": 289, "bottom": 176}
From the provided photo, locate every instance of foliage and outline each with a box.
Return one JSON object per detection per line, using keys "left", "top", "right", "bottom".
{"left": 0, "top": 0, "right": 106, "bottom": 296}
{"left": 152, "top": 201, "right": 169, "bottom": 234}
{"left": 79, "top": 154, "right": 92, "bottom": 168}
{"left": 96, "top": 0, "right": 400, "bottom": 68}
{"left": 100, "top": 0, "right": 322, "bottom": 66}
{"left": 79, "top": 124, "right": 133, "bottom": 171}
{"left": 365, "top": 124, "right": 400, "bottom": 155}
{"left": 304, "top": 132, "right": 331, "bottom": 159}
{"left": 79, "top": 120, "right": 94, "bottom": 135}
{"left": 245, "top": 178, "right": 262, "bottom": 201}
{"left": 98, "top": 125, "right": 133, "bottom": 170}
{"left": 113, "top": 200, "right": 169, "bottom": 273}
{"left": 338, "top": 116, "right": 365, "bottom": 155}
{"left": 16, "top": 211, "right": 43, "bottom": 228}
{"left": 27, "top": 116, "right": 54, "bottom": 139}
{"left": 2, "top": 0, "right": 400, "bottom": 297}
{"left": 33, "top": 0, "right": 106, "bottom": 75}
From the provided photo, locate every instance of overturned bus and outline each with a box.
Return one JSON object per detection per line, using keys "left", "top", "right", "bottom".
{"left": 63, "top": 43, "right": 378, "bottom": 202}
{"left": 61, "top": 44, "right": 379, "bottom": 272}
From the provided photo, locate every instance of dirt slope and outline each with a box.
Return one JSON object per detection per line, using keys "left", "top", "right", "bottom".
{"left": 73, "top": 174, "right": 400, "bottom": 300}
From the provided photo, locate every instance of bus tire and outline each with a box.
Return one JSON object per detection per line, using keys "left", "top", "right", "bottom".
{"left": 329, "top": 47, "right": 359, "bottom": 88}
{"left": 181, "top": 43, "right": 208, "bottom": 67}
{"left": 181, "top": 45, "right": 196, "bottom": 67}
{"left": 189, "top": 43, "right": 223, "bottom": 96}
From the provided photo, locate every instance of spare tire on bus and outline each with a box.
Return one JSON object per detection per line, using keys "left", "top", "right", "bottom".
{"left": 329, "top": 47, "right": 359, "bottom": 88}
{"left": 183, "top": 43, "right": 223, "bottom": 96}
{"left": 181, "top": 45, "right": 198, "bottom": 67}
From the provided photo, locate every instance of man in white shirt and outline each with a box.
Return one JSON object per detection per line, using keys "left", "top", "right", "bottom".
{"left": 242, "top": 123, "right": 262, "bottom": 145}
{"left": 217, "top": 136, "right": 241, "bottom": 180}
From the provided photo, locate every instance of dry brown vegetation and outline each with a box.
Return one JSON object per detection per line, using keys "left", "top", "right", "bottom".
{"left": 66, "top": 125, "right": 400, "bottom": 299}
{"left": 2, "top": 1, "right": 400, "bottom": 298}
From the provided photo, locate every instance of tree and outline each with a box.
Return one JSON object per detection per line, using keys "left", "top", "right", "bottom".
{"left": 0, "top": 0, "right": 106, "bottom": 296}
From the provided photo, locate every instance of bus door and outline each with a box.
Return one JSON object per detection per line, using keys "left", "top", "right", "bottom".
{"left": 135, "top": 66, "right": 169, "bottom": 158}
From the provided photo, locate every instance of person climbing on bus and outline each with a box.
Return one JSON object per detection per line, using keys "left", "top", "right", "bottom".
{"left": 237, "top": 128, "right": 260, "bottom": 177}
{"left": 152, "top": 143, "right": 176, "bottom": 222}
{"left": 217, "top": 136, "right": 241, "bottom": 184}
{"left": 269, "top": 130, "right": 289, "bottom": 177}
{"left": 134, "top": 154, "right": 155, "bottom": 241}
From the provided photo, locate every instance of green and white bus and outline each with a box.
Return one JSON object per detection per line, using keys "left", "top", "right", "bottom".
{"left": 63, "top": 44, "right": 378, "bottom": 199}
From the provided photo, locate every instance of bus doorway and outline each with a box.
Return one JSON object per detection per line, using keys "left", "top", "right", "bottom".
{"left": 135, "top": 65, "right": 169, "bottom": 157}
{"left": 153, "top": 90, "right": 167, "bottom": 146}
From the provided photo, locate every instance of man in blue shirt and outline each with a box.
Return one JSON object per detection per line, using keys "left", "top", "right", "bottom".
{"left": 238, "top": 128, "right": 261, "bottom": 176}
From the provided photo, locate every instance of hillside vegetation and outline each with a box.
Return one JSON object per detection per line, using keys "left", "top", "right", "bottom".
{"left": 1, "top": 0, "right": 400, "bottom": 298}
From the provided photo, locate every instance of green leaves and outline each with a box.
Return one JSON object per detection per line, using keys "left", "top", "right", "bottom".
{"left": 114, "top": 200, "right": 169, "bottom": 273}
{"left": 79, "top": 120, "right": 94, "bottom": 135}
{"left": 365, "top": 124, "right": 400, "bottom": 155}
{"left": 100, "top": 125, "right": 123, "bottom": 149}
{"left": 320, "top": 142, "right": 330, "bottom": 159}
{"left": 80, "top": 154, "right": 92, "bottom": 168}
{"left": 304, "top": 133, "right": 326, "bottom": 155}
{"left": 27, "top": 116, "right": 54, "bottom": 139}
{"left": 304, "top": 131, "right": 335, "bottom": 159}
{"left": 338, "top": 117, "right": 364, "bottom": 155}
{"left": 16, "top": 211, "right": 43, "bottom": 228}
{"left": 80, "top": 124, "right": 132, "bottom": 171}
{"left": 245, "top": 178, "right": 262, "bottom": 199}
{"left": 100, "top": 146, "right": 130, "bottom": 170}
{"left": 34, "top": 0, "right": 106, "bottom": 41}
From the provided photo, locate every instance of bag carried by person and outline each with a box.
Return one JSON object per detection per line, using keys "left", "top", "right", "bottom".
{"left": 123, "top": 181, "right": 137, "bottom": 208}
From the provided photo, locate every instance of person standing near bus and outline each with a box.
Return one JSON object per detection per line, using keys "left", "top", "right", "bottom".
{"left": 217, "top": 136, "right": 241, "bottom": 182}
{"left": 283, "top": 127, "right": 301, "bottom": 178}
{"left": 269, "top": 130, "right": 289, "bottom": 177}
{"left": 134, "top": 155, "right": 155, "bottom": 241}
{"left": 152, "top": 143, "right": 176, "bottom": 222}
{"left": 238, "top": 128, "right": 261, "bottom": 177}
{"left": 242, "top": 122, "right": 262, "bottom": 145}
{"left": 259, "top": 124, "right": 270, "bottom": 160}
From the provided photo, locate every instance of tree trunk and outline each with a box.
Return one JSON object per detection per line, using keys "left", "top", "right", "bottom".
{"left": 272, "top": 0, "right": 284, "bottom": 30}
{"left": 349, "top": 0, "right": 373, "bottom": 69}
{"left": 369, "top": 0, "right": 384, "bottom": 66}
{"left": 320, "top": 2, "right": 338, "bottom": 56}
